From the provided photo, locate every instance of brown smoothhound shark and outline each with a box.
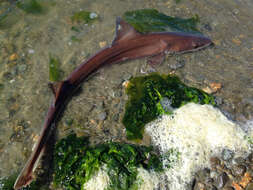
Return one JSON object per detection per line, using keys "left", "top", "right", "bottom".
{"left": 14, "top": 17, "right": 213, "bottom": 189}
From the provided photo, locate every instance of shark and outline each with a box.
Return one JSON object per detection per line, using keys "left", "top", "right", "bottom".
{"left": 14, "top": 18, "right": 213, "bottom": 189}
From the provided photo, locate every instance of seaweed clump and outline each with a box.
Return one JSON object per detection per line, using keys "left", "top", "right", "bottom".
{"left": 53, "top": 133, "right": 164, "bottom": 190}
{"left": 49, "top": 55, "right": 61, "bottom": 82}
{"left": 123, "top": 9, "right": 200, "bottom": 34}
{"left": 16, "top": 0, "right": 44, "bottom": 14}
{"left": 123, "top": 73, "right": 215, "bottom": 140}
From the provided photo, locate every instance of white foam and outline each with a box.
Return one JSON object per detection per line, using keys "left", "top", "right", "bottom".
{"left": 83, "top": 166, "right": 110, "bottom": 190}
{"left": 145, "top": 103, "right": 250, "bottom": 190}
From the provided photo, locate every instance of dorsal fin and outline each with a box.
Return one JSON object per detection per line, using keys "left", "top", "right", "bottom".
{"left": 112, "top": 17, "right": 141, "bottom": 45}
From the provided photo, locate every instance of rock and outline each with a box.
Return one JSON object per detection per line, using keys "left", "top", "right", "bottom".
{"left": 215, "top": 172, "right": 229, "bottom": 188}
{"left": 210, "top": 157, "right": 221, "bottom": 168}
{"left": 246, "top": 183, "right": 253, "bottom": 190}
{"left": 169, "top": 59, "right": 185, "bottom": 70}
{"left": 98, "top": 111, "right": 107, "bottom": 121}
{"left": 222, "top": 149, "right": 234, "bottom": 161}
{"left": 223, "top": 187, "right": 235, "bottom": 190}
{"left": 9, "top": 53, "right": 18, "bottom": 61}
{"left": 232, "top": 165, "right": 246, "bottom": 176}
{"left": 233, "top": 157, "right": 246, "bottom": 165}
{"left": 194, "top": 182, "right": 205, "bottom": 190}
{"left": 99, "top": 41, "right": 107, "bottom": 48}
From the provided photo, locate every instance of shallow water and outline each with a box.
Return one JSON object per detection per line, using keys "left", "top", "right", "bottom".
{"left": 0, "top": 0, "right": 253, "bottom": 187}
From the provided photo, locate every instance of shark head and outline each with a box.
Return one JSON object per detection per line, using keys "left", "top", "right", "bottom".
{"left": 166, "top": 33, "right": 213, "bottom": 54}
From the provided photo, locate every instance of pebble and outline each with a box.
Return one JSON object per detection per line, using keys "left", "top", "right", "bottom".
{"left": 232, "top": 165, "right": 246, "bottom": 176}
{"left": 210, "top": 157, "right": 221, "bottom": 168}
{"left": 9, "top": 53, "right": 18, "bottom": 61}
{"left": 222, "top": 149, "right": 234, "bottom": 161}
{"left": 169, "top": 59, "right": 185, "bottom": 70}
{"left": 99, "top": 41, "right": 107, "bottom": 48}
{"left": 246, "top": 183, "right": 253, "bottom": 190}
{"left": 215, "top": 172, "right": 229, "bottom": 188}
{"left": 98, "top": 111, "right": 107, "bottom": 121}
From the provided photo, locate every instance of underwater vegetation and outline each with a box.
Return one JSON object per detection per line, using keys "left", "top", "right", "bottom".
{"left": 71, "top": 11, "right": 98, "bottom": 24}
{"left": 53, "top": 134, "right": 169, "bottom": 190}
{"left": 16, "top": 0, "right": 44, "bottom": 14}
{"left": 123, "top": 73, "right": 215, "bottom": 140}
{"left": 49, "top": 55, "right": 61, "bottom": 82}
{"left": 123, "top": 9, "right": 200, "bottom": 34}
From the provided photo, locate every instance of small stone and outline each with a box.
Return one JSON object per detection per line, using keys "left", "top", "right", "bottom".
{"left": 222, "top": 149, "right": 234, "bottom": 161}
{"left": 122, "top": 80, "right": 130, "bottom": 88}
{"left": 99, "top": 41, "right": 107, "bottom": 48}
{"left": 28, "top": 49, "right": 35, "bottom": 54}
{"left": 202, "top": 86, "right": 213, "bottom": 94}
{"left": 232, "top": 182, "right": 243, "bottom": 190}
{"left": 160, "top": 97, "right": 174, "bottom": 113}
{"left": 169, "top": 59, "right": 185, "bottom": 70}
{"left": 194, "top": 182, "right": 205, "bottom": 190}
{"left": 245, "top": 183, "right": 253, "bottom": 190}
{"left": 17, "top": 64, "right": 27, "bottom": 73}
{"left": 233, "top": 157, "right": 246, "bottom": 165}
{"left": 232, "top": 38, "right": 241, "bottom": 46}
{"left": 9, "top": 53, "right": 18, "bottom": 61}
{"left": 209, "top": 82, "right": 222, "bottom": 93}
{"left": 98, "top": 112, "right": 107, "bottom": 121}
{"left": 239, "top": 172, "right": 252, "bottom": 188}
{"left": 232, "top": 165, "right": 246, "bottom": 176}
{"left": 215, "top": 172, "right": 229, "bottom": 188}
{"left": 210, "top": 157, "right": 221, "bottom": 168}
{"left": 223, "top": 187, "right": 235, "bottom": 190}
{"left": 210, "top": 171, "right": 219, "bottom": 179}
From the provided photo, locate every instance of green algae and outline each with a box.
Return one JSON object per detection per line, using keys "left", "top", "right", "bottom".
{"left": 123, "top": 9, "right": 200, "bottom": 34}
{"left": 0, "top": 173, "right": 42, "bottom": 190}
{"left": 16, "top": 0, "right": 44, "bottom": 14}
{"left": 53, "top": 133, "right": 164, "bottom": 190}
{"left": 71, "top": 11, "right": 98, "bottom": 24}
{"left": 49, "top": 55, "right": 61, "bottom": 82}
{"left": 123, "top": 73, "right": 215, "bottom": 140}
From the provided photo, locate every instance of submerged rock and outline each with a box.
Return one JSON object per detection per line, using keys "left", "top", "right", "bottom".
{"left": 145, "top": 103, "right": 251, "bottom": 190}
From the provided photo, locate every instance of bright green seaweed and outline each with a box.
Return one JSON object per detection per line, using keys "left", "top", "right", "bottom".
{"left": 123, "top": 9, "right": 200, "bottom": 34}
{"left": 123, "top": 74, "right": 215, "bottom": 140}
{"left": 53, "top": 134, "right": 165, "bottom": 190}
{"left": 49, "top": 55, "right": 61, "bottom": 82}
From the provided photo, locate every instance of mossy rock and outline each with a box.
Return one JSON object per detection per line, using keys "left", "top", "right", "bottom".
{"left": 123, "top": 73, "right": 215, "bottom": 140}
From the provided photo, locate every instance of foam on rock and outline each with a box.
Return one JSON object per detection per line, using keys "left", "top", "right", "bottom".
{"left": 145, "top": 103, "right": 250, "bottom": 190}
{"left": 83, "top": 166, "right": 110, "bottom": 190}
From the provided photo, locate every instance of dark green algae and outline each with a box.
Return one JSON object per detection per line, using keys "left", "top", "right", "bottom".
{"left": 123, "top": 9, "right": 200, "bottom": 34}
{"left": 123, "top": 74, "right": 215, "bottom": 140}
{"left": 53, "top": 134, "right": 166, "bottom": 190}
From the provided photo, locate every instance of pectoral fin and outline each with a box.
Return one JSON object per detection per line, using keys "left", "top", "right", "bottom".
{"left": 147, "top": 53, "right": 165, "bottom": 67}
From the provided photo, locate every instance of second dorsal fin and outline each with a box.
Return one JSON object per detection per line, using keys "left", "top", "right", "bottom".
{"left": 112, "top": 17, "right": 141, "bottom": 45}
